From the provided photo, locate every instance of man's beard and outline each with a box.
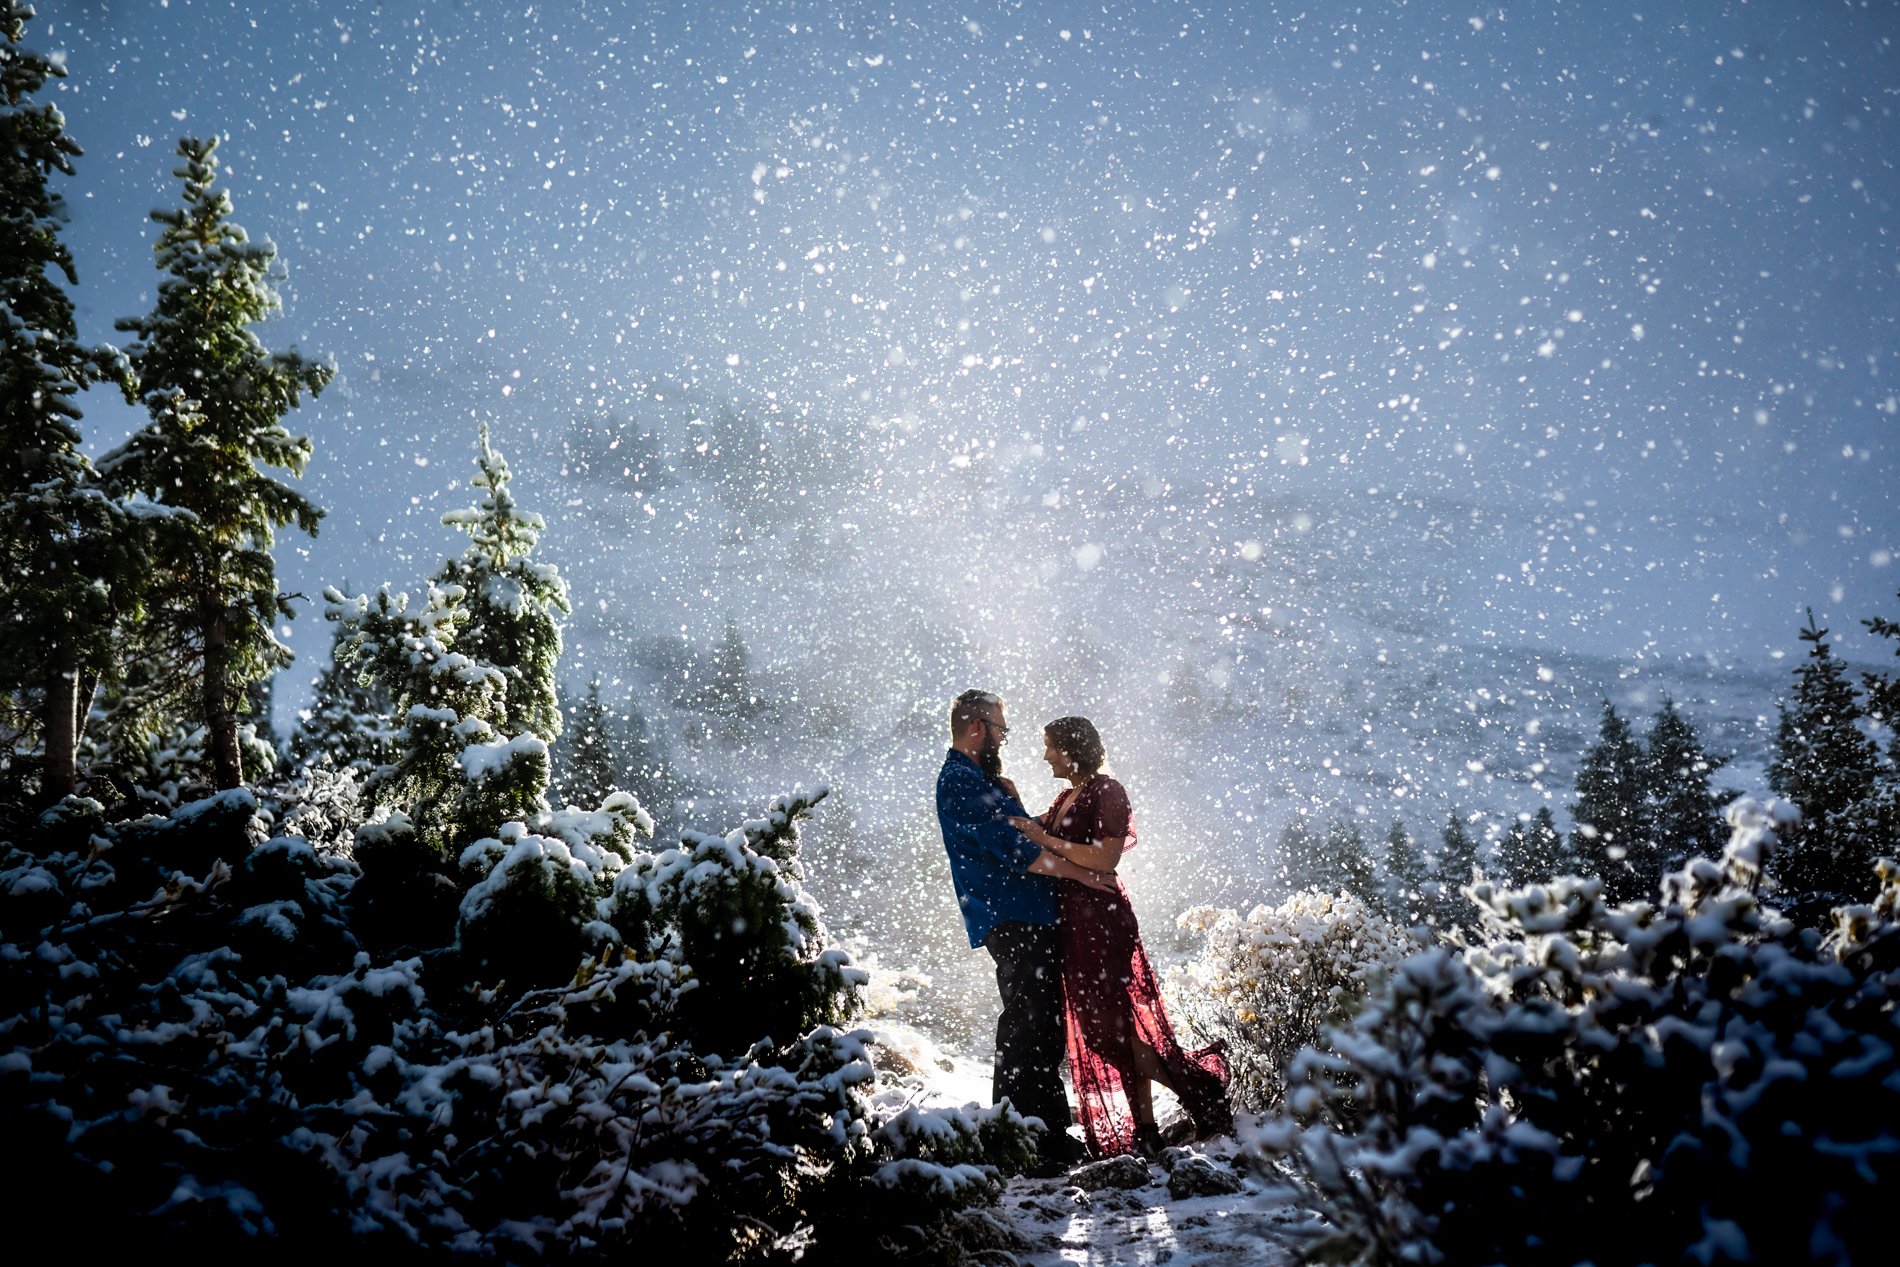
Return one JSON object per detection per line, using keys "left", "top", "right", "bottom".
{"left": 976, "top": 739, "right": 1005, "bottom": 778}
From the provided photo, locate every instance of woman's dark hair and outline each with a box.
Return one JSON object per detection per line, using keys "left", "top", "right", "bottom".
{"left": 1044, "top": 716, "right": 1106, "bottom": 777}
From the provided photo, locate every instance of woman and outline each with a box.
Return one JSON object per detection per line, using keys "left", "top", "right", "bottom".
{"left": 1009, "top": 717, "right": 1232, "bottom": 1160}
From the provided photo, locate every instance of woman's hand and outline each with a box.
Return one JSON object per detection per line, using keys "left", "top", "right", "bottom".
{"left": 1006, "top": 815, "right": 1050, "bottom": 845}
{"left": 994, "top": 775, "right": 1022, "bottom": 803}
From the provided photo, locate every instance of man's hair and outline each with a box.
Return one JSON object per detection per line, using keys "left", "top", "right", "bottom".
{"left": 1044, "top": 716, "right": 1106, "bottom": 776}
{"left": 950, "top": 689, "right": 1002, "bottom": 736}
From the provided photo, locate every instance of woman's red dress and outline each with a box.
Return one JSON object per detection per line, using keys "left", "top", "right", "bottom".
{"left": 1042, "top": 776, "right": 1232, "bottom": 1158}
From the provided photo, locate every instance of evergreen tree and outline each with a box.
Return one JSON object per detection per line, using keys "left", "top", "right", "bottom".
{"left": 1769, "top": 611, "right": 1879, "bottom": 822}
{"left": 0, "top": 3, "right": 138, "bottom": 798}
{"left": 1569, "top": 702, "right": 1657, "bottom": 903}
{"left": 437, "top": 425, "right": 568, "bottom": 742}
{"left": 289, "top": 616, "right": 398, "bottom": 774}
{"left": 1494, "top": 807, "right": 1567, "bottom": 888}
{"left": 331, "top": 429, "right": 564, "bottom": 857}
{"left": 1770, "top": 611, "right": 1885, "bottom": 910}
{"left": 1313, "top": 817, "right": 1381, "bottom": 906}
{"left": 100, "top": 138, "right": 332, "bottom": 790}
{"left": 1433, "top": 812, "right": 1481, "bottom": 927}
{"left": 1644, "top": 697, "right": 1727, "bottom": 872}
{"left": 1276, "top": 813, "right": 1316, "bottom": 893}
{"left": 552, "top": 675, "right": 619, "bottom": 809}
{"left": 616, "top": 689, "right": 674, "bottom": 823}
{"left": 680, "top": 615, "right": 761, "bottom": 718}
{"left": 1166, "top": 661, "right": 1204, "bottom": 737}
{"left": 1382, "top": 817, "right": 1431, "bottom": 924}
{"left": 1862, "top": 586, "right": 1900, "bottom": 729}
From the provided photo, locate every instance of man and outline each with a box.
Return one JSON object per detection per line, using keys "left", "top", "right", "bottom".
{"left": 934, "top": 689, "right": 1081, "bottom": 1175}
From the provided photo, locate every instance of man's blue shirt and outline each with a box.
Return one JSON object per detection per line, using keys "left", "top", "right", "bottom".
{"left": 935, "top": 748, "right": 1056, "bottom": 947}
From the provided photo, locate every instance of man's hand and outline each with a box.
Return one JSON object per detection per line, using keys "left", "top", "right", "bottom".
{"left": 1077, "top": 869, "right": 1121, "bottom": 894}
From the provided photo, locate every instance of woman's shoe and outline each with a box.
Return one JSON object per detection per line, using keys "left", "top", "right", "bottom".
{"left": 1133, "top": 1122, "right": 1165, "bottom": 1161}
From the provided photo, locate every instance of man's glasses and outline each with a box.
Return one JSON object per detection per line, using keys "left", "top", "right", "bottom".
{"left": 979, "top": 717, "right": 1010, "bottom": 743}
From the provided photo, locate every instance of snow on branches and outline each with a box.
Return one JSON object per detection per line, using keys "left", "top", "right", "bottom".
{"left": 1169, "top": 889, "right": 1421, "bottom": 1112}
{"left": 1243, "top": 798, "right": 1900, "bottom": 1266}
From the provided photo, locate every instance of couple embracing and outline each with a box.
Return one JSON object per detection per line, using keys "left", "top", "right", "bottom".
{"left": 934, "top": 690, "right": 1231, "bottom": 1175}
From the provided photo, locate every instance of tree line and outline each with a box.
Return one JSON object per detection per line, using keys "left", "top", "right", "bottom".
{"left": 1283, "top": 609, "right": 1900, "bottom": 926}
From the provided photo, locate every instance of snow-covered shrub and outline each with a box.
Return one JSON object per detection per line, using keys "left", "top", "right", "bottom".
{"left": 1169, "top": 890, "right": 1419, "bottom": 1111}
{"left": 453, "top": 791, "right": 649, "bottom": 989}
{"left": 259, "top": 754, "right": 364, "bottom": 852}
{"left": 1, "top": 783, "right": 1032, "bottom": 1256}
{"left": 1245, "top": 798, "right": 1900, "bottom": 1266}
{"left": 601, "top": 788, "right": 863, "bottom": 1056}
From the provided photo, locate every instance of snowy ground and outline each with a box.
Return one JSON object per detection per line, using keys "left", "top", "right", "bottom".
{"left": 863, "top": 1017, "right": 1293, "bottom": 1265}
{"left": 995, "top": 1164, "right": 1290, "bottom": 1267}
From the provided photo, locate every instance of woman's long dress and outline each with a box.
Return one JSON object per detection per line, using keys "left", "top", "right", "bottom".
{"left": 1043, "top": 776, "right": 1232, "bottom": 1158}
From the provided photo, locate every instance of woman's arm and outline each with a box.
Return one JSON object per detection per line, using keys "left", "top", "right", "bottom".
{"left": 1008, "top": 815, "right": 1126, "bottom": 872}
{"left": 1030, "top": 849, "right": 1120, "bottom": 892}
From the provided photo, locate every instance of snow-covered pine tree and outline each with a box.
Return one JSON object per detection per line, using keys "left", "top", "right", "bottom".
{"left": 1493, "top": 807, "right": 1567, "bottom": 887}
{"left": 1770, "top": 610, "right": 1883, "bottom": 911}
{"left": 552, "top": 674, "right": 618, "bottom": 809}
{"left": 288, "top": 615, "right": 399, "bottom": 774}
{"left": 1643, "top": 696, "right": 1727, "bottom": 872}
{"left": 100, "top": 137, "right": 333, "bottom": 791}
{"left": 1432, "top": 812, "right": 1481, "bottom": 927}
{"left": 0, "top": 3, "right": 139, "bottom": 799}
{"left": 325, "top": 426, "right": 568, "bottom": 950}
{"left": 435, "top": 425, "right": 569, "bottom": 744}
{"left": 1770, "top": 610, "right": 1881, "bottom": 822}
{"left": 1863, "top": 586, "right": 1900, "bottom": 728}
{"left": 1382, "top": 817, "right": 1431, "bottom": 925}
{"left": 1569, "top": 702, "right": 1656, "bottom": 903}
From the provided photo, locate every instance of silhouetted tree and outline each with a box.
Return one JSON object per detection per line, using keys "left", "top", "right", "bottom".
{"left": 1570, "top": 703, "right": 1657, "bottom": 903}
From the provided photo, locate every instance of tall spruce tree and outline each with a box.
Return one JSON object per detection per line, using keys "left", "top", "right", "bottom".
{"left": 1768, "top": 611, "right": 1879, "bottom": 823}
{"left": 331, "top": 427, "right": 566, "bottom": 856}
{"left": 289, "top": 616, "right": 399, "bottom": 774}
{"left": 436, "top": 425, "right": 568, "bottom": 743}
{"left": 0, "top": 3, "right": 138, "bottom": 798}
{"left": 1314, "top": 817, "right": 1382, "bottom": 906}
{"left": 1644, "top": 697, "right": 1727, "bottom": 871}
{"left": 1570, "top": 702, "right": 1658, "bottom": 903}
{"left": 1433, "top": 811, "right": 1482, "bottom": 927}
{"left": 1769, "top": 611, "right": 1884, "bottom": 909}
{"left": 1864, "top": 587, "right": 1900, "bottom": 730}
{"left": 552, "top": 675, "right": 618, "bottom": 810}
{"left": 1277, "top": 813, "right": 1316, "bottom": 893}
{"left": 1383, "top": 817, "right": 1431, "bottom": 924}
{"left": 100, "top": 138, "right": 332, "bottom": 790}
{"left": 1494, "top": 807, "right": 1568, "bottom": 887}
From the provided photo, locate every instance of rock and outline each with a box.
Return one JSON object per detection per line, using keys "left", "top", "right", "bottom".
{"left": 1167, "top": 1153, "right": 1243, "bottom": 1201}
{"left": 947, "top": 1208, "right": 1033, "bottom": 1255}
{"left": 1157, "top": 1145, "right": 1194, "bottom": 1173}
{"left": 1069, "top": 1153, "right": 1157, "bottom": 1191}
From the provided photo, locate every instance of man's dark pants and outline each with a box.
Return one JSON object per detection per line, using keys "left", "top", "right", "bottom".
{"left": 984, "top": 920, "right": 1074, "bottom": 1157}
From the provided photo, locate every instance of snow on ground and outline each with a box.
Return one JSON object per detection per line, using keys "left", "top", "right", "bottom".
{"left": 862, "top": 986, "right": 1291, "bottom": 1265}
{"left": 997, "top": 1161, "right": 1292, "bottom": 1267}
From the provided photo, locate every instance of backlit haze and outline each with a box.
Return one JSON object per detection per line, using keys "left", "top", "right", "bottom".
{"left": 37, "top": 0, "right": 1900, "bottom": 1038}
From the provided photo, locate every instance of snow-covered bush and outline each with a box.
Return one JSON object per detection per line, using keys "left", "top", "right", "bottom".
{"left": 1245, "top": 798, "right": 1900, "bottom": 1266}
{"left": 1169, "top": 890, "right": 1420, "bottom": 1111}
{"left": 1, "top": 783, "right": 1033, "bottom": 1256}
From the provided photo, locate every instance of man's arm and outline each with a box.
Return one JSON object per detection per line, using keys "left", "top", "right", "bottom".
{"left": 942, "top": 765, "right": 1041, "bottom": 869}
